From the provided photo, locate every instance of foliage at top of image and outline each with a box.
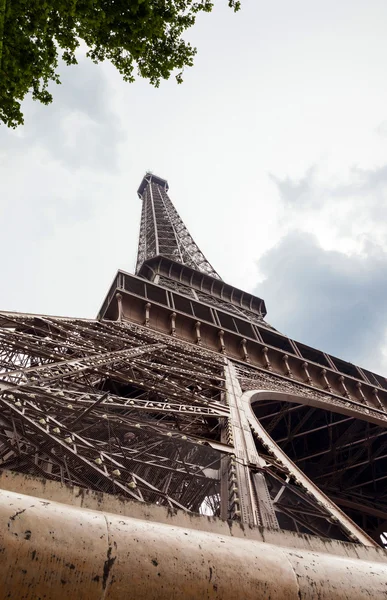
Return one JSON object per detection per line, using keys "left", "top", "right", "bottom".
{"left": 0, "top": 0, "right": 241, "bottom": 128}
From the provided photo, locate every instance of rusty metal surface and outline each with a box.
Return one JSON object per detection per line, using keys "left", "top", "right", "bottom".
{"left": 243, "top": 389, "right": 377, "bottom": 547}
{"left": 0, "top": 310, "right": 385, "bottom": 544}
{"left": 1, "top": 487, "right": 387, "bottom": 600}
{"left": 136, "top": 174, "right": 221, "bottom": 278}
{"left": 2, "top": 170, "right": 387, "bottom": 600}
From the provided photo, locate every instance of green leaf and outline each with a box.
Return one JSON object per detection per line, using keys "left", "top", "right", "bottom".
{"left": 0, "top": 0, "right": 242, "bottom": 128}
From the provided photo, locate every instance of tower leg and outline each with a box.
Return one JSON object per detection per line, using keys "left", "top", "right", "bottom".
{"left": 221, "top": 360, "right": 278, "bottom": 528}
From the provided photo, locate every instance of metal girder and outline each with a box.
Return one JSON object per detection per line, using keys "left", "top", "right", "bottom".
{"left": 0, "top": 311, "right": 380, "bottom": 548}
{"left": 135, "top": 175, "right": 220, "bottom": 278}
{"left": 0, "top": 313, "right": 226, "bottom": 514}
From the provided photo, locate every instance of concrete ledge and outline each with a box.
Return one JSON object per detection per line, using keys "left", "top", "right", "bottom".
{"left": 1, "top": 486, "right": 387, "bottom": 599}
{"left": 1, "top": 470, "right": 387, "bottom": 563}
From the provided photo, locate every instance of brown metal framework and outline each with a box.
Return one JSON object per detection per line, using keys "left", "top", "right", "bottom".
{"left": 0, "top": 313, "right": 225, "bottom": 512}
{"left": 0, "top": 311, "right": 379, "bottom": 547}
{"left": 136, "top": 173, "right": 220, "bottom": 279}
{"left": 0, "top": 173, "right": 386, "bottom": 551}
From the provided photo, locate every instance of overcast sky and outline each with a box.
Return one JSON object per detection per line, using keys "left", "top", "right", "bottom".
{"left": 1, "top": 0, "right": 387, "bottom": 375}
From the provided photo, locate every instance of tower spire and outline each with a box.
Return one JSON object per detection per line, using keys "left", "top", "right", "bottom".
{"left": 136, "top": 173, "right": 221, "bottom": 279}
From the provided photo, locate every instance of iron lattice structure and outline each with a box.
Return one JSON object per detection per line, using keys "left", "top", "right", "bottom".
{"left": 0, "top": 314, "right": 225, "bottom": 512}
{"left": 1, "top": 173, "right": 387, "bottom": 549}
{"left": 136, "top": 173, "right": 220, "bottom": 279}
{"left": 0, "top": 312, "right": 374, "bottom": 546}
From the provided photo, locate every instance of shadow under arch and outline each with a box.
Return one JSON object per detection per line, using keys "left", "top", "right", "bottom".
{"left": 242, "top": 389, "right": 387, "bottom": 545}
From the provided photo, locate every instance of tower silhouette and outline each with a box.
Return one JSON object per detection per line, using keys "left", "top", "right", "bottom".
{"left": 1, "top": 173, "right": 386, "bottom": 549}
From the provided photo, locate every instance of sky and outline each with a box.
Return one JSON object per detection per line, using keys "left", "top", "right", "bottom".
{"left": 1, "top": 0, "right": 387, "bottom": 375}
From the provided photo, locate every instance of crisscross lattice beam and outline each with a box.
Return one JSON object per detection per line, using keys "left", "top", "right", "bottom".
{"left": 136, "top": 173, "right": 221, "bottom": 278}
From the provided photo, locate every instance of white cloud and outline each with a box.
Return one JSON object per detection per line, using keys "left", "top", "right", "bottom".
{"left": 268, "top": 162, "right": 387, "bottom": 256}
{"left": 258, "top": 159, "right": 387, "bottom": 374}
{"left": 257, "top": 231, "right": 387, "bottom": 375}
{"left": 2, "top": 0, "right": 387, "bottom": 375}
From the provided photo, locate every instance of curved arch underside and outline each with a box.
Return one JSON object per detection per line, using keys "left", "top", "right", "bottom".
{"left": 248, "top": 389, "right": 387, "bottom": 543}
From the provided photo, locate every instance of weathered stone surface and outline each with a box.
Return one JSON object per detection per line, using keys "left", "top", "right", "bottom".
{"left": 0, "top": 483, "right": 387, "bottom": 599}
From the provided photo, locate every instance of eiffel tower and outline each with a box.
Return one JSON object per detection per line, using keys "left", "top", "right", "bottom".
{"left": 1, "top": 172, "right": 387, "bottom": 597}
